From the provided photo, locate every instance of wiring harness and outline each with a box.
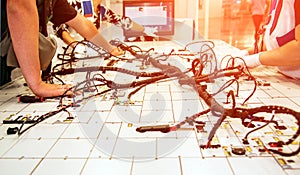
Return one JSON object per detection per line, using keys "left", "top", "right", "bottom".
{"left": 6, "top": 39, "right": 300, "bottom": 157}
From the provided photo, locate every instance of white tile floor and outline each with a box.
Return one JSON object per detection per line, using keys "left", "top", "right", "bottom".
{"left": 1, "top": 40, "right": 300, "bottom": 175}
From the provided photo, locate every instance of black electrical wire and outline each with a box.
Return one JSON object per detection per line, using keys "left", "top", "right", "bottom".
{"left": 13, "top": 39, "right": 300, "bottom": 157}
{"left": 184, "top": 40, "right": 215, "bottom": 53}
{"left": 243, "top": 110, "right": 276, "bottom": 140}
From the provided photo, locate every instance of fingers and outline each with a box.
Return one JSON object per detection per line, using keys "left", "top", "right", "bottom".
{"left": 32, "top": 82, "right": 73, "bottom": 98}
{"left": 110, "top": 47, "right": 124, "bottom": 56}
{"left": 58, "top": 84, "right": 73, "bottom": 96}
{"left": 47, "top": 84, "right": 73, "bottom": 97}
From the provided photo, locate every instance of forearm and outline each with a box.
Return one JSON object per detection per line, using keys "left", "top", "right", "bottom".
{"left": 7, "top": 0, "right": 42, "bottom": 90}
{"left": 260, "top": 25, "right": 300, "bottom": 66}
{"left": 241, "top": 25, "right": 300, "bottom": 68}
{"left": 93, "top": 0, "right": 102, "bottom": 13}
{"left": 66, "top": 13, "right": 114, "bottom": 52}
{"left": 260, "top": 41, "right": 300, "bottom": 66}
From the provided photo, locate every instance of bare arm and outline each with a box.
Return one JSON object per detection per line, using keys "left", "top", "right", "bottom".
{"left": 93, "top": 0, "right": 102, "bottom": 13}
{"left": 61, "top": 30, "right": 77, "bottom": 47}
{"left": 259, "top": 25, "right": 300, "bottom": 66}
{"left": 61, "top": 15, "right": 144, "bottom": 49}
{"left": 7, "top": 0, "right": 40, "bottom": 88}
{"left": 66, "top": 13, "right": 99, "bottom": 41}
{"left": 7, "top": 0, "right": 71, "bottom": 97}
{"left": 65, "top": 13, "right": 122, "bottom": 55}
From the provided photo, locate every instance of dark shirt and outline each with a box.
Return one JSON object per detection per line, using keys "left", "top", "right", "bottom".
{"left": 51, "top": 0, "right": 77, "bottom": 28}
{"left": 1, "top": 0, "right": 77, "bottom": 37}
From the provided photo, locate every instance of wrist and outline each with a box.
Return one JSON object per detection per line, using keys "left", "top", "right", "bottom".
{"left": 90, "top": 33, "right": 114, "bottom": 53}
{"left": 28, "top": 80, "right": 44, "bottom": 96}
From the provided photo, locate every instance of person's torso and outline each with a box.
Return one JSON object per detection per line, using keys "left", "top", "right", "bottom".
{"left": 264, "top": 0, "right": 295, "bottom": 50}
{"left": 263, "top": 0, "right": 300, "bottom": 79}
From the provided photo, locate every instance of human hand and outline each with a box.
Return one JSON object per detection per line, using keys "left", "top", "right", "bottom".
{"left": 237, "top": 53, "right": 262, "bottom": 68}
{"left": 143, "top": 27, "right": 158, "bottom": 37}
{"left": 30, "top": 81, "right": 73, "bottom": 98}
{"left": 110, "top": 47, "right": 124, "bottom": 56}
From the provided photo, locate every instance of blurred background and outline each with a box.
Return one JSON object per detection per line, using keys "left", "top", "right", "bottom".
{"left": 106, "top": 0, "right": 255, "bottom": 50}
{"left": 198, "top": 0, "right": 254, "bottom": 50}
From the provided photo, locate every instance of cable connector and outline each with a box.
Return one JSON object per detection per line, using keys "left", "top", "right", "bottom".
{"left": 136, "top": 124, "right": 170, "bottom": 133}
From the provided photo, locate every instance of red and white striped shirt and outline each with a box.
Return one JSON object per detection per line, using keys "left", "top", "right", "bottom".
{"left": 264, "top": 0, "right": 300, "bottom": 78}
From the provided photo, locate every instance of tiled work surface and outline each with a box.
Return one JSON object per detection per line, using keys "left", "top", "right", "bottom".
{"left": 0, "top": 40, "right": 299, "bottom": 175}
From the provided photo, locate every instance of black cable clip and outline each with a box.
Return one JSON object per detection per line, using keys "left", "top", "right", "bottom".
{"left": 7, "top": 127, "right": 19, "bottom": 135}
